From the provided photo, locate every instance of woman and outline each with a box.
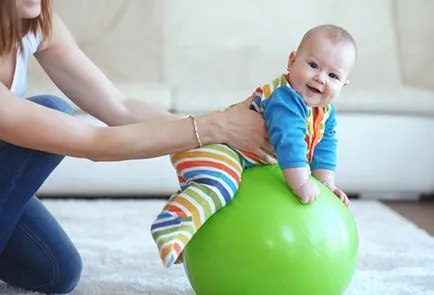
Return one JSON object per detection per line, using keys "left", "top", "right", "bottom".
{"left": 0, "top": 0, "right": 273, "bottom": 293}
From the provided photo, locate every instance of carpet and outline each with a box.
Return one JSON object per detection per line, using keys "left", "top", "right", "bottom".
{"left": 0, "top": 199, "right": 433, "bottom": 295}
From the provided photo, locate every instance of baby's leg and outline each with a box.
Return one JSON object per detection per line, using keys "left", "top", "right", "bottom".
{"left": 237, "top": 149, "right": 270, "bottom": 167}
{"left": 151, "top": 144, "right": 243, "bottom": 267}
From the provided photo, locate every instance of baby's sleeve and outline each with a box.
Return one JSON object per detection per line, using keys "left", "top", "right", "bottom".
{"left": 262, "top": 87, "right": 309, "bottom": 169}
{"left": 310, "top": 105, "right": 337, "bottom": 171}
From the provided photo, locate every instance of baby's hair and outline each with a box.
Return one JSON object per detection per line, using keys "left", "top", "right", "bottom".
{"left": 297, "top": 24, "right": 357, "bottom": 57}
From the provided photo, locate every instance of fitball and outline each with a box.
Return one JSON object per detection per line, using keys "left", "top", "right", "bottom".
{"left": 183, "top": 165, "right": 358, "bottom": 295}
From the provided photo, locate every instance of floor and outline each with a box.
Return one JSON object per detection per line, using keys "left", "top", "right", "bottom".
{"left": 40, "top": 196, "right": 434, "bottom": 237}
{"left": 383, "top": 200, "right": 434, "bottom": 236}
{"left": 6, "top": 199, "right": 431, "bottom": 295}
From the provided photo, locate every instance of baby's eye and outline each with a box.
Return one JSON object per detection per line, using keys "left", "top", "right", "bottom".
{"left": 329, "top": 73, "right": 340, "bottom": 80}
{"left": 308, "top": 62, "right": 318, "bottom": 69}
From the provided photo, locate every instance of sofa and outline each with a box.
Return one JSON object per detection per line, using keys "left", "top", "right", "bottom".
{"left": 28, "top": 0, "right": 434, "bottom": 198}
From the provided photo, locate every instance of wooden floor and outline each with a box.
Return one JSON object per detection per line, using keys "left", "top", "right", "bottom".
{"left": 383, "top": 200, "right": 434, "bottom": 236}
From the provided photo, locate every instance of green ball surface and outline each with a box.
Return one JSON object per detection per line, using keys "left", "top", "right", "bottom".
{"left": 183, "top": 165, "right": 358, "bottom": 295}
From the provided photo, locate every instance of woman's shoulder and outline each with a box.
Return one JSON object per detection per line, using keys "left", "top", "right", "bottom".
{"left": 36, "top": 13, "right": 71, "bottom": 53}
{"left": 22, "top": 29, "right": 43, "bottom": 55}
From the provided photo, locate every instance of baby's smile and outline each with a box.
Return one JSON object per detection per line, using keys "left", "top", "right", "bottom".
{"left": 306, "top": 85, "right": 322, "bottom": 94}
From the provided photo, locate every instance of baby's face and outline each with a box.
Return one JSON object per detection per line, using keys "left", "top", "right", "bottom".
{"left": 287, "top": 34, "right": 356, "bottom": 107}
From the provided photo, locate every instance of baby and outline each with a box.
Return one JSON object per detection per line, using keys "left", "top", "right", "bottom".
{"left": 151, "top": 24, "right": 357, "bottom": 267}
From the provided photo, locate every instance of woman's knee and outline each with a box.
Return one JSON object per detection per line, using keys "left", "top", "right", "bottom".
{"left": 53, "top": 250, "right": 83, "bottom": 294}
{"left": 43, "top": 249, "right": 83, "bottom": 294}
{"left": 27, "top": 95, "right": 75, "bottom": 116}
{"left": 2, "top": 197, "right": 84, "bottom": 294}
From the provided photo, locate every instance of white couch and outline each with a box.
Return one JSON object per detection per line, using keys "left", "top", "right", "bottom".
{"left": 29, "top": 0, "right": 434, "bottom": 198}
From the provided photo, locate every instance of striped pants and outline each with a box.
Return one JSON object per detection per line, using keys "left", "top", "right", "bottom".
{"left": 150, "top": 144, "right": 264, "bottom": 267}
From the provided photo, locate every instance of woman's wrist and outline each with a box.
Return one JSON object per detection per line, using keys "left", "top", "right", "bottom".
{"left": 194, "top": 111, "right": 226, "bottom": 146}
{"left": 188, "top": 115, "right": 203, "bottom": 147}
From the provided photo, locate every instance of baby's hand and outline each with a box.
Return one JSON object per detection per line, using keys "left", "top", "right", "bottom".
{"left": 293, "top": 179, "right": 320, "bottom": 204}
{"left": 283, "top": 167, "right": 319, "bottom": 204}
{"left": 312, "top": 169, "right": 350, "bottom": 207}
{"left": 324, "top": 184, "right": 350, "bottom": 207}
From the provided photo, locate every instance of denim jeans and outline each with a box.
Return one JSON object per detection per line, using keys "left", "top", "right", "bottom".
{"left": 0, "top": 95, "right": 82, "bottom": 294}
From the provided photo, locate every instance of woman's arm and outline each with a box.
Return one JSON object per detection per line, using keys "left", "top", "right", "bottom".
{"left": 31, "top": 13, "right": 274, "bottom": 161}
{"left": 0, "top": 82, "right": 212, "bottom": 160}
{"left": 35, "top": 13, "right": 175, "bottom": 126}
{"left": 0, "top": 84, "right": 271, "bottom": 161}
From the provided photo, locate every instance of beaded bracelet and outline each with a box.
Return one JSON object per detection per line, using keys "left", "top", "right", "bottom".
{"left": 189, "top": 115, "right": 203, "bottom": 148}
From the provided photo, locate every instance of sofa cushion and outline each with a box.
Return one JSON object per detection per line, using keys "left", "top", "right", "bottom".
{"left": 161, "top": 0, "right": 401, "bottom": 91}
{"left": 26, "top": 0, "right": 171, "bottom": 112}
{"left": 395, "top": 0, "right": 434, "bottom": 91}
{"left": 52, "top": 0, "right": 163, "bottom": 84}
{"left": 162, "top": 0, "right": 434, "bottom": 116}
{"left": 24, "top": 0, "right": 434, "bottom": 117}
{"left": 25, "top": 62, "right": 173, "bottom": 111}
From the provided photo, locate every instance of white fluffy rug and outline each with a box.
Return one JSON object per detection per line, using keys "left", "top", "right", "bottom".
{"left": 0, "top": 199, "right": 434, "bottom": 295}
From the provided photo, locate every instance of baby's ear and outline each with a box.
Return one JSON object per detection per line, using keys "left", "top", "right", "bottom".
{"left": 344, "top": 80, "right": 350, "bottom": 87}
{"left": 287, "top": 51, "right": 297, "bottom": 72}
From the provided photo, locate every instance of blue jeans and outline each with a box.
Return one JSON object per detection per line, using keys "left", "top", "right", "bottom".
{"left": 0, "top": 95, "right": 82, "bottom": 293}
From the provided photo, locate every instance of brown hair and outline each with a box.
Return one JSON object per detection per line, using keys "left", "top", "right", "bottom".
{"left": 0, "top": 0, "right": 53, "bottom": 56}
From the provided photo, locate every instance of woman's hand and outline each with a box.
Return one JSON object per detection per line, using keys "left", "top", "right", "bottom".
{"left": 218, "top": 96, "right": 276, "bottom": 164}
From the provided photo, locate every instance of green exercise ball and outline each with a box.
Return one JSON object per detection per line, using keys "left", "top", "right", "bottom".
{"left": 183, "top": 165, "right": 358, "bottom": 295}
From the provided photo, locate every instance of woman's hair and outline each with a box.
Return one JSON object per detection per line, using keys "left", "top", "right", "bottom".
{"left": 0, "top": 0, "right": 52, "bottom": 56}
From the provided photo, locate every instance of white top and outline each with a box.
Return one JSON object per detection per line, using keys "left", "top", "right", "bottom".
{"left": 10, "top": 30, "right": 43, "bottom": 97}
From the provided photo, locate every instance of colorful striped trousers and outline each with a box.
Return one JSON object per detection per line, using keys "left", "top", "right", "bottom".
{"left": 150, "top": 144, "right": 264, "bottom": 267}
